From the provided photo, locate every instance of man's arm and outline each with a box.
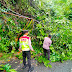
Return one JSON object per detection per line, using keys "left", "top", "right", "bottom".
{"left": 28, "top": 38, "right": 34, "bottom": 51}
{"left": 49, "top": 40, "right": 52, "bottom": 46}
{"left": 19, "top": 39, "right": 22, "bottom": 52}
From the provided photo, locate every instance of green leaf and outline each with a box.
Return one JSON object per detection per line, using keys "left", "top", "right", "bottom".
{"left": 0, "top": 67, "right": 4, "bottom": 70}
{"left": 8, "top": 69, "right": 17, "bottom": 72}
{"left": 62, "top": 52, "right": 65, "bottom": 57}
{"left": 48, "top": 64, "right": 52, "bottom": 68}
{"left": 37, "top": 24, "right": 42, "bottom": 28}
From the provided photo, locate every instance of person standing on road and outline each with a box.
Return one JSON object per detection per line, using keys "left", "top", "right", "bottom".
{"left": 19, "top": 30, "right": 34, "bottom": 72}
{"left": 43, "top": 34, "right": 52, "bottom": 61}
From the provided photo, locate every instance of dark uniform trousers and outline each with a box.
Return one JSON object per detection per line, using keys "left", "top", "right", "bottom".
{"left": 43, "top": 48, "right": 50, "bottom": 60}
{"left": 22, "top": 51, "right": 31, "bottom": 68}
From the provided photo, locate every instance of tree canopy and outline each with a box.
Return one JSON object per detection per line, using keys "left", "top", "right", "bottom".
{"left": 0, "top": 0, "right": 72, "bottom": 66}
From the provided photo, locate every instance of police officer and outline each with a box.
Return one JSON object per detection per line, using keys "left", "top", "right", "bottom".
{"left": 19, "top": 30, "right": 34, "bottom": 72}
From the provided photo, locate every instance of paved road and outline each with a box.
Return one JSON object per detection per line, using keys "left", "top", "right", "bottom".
{"left": 2, "top": 58, "right": 72, "bottom": 72}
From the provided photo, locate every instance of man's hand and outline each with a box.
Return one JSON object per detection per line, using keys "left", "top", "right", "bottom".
{"left": 31, "top": 49, "right": 35, "bottom": 52}
{"left": 19, "top": 49, "right": 22, "bottom": 52}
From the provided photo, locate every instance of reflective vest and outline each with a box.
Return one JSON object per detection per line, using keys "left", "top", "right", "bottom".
{"left": 19, "top": 36, "right": 30, "bottom": 51}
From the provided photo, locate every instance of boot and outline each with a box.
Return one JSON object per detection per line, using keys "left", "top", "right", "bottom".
{"left": 22, "top": 64, "right": 28, "bottom": 69}
{"left": 28, "top": 67, "right": 34, "bottom": 72}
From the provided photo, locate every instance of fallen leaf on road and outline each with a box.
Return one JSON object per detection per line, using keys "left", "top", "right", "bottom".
{"left": 15, "top": 62, "right": 17, "bottom": 63}
{"left": 8, "top": 60, "right": 10, "bottom": 62}
{"left": 35, "top": 64, "right": 38, "bottom": 66}
{"left": 31, "top": 64, "right": 33, "bottom": 65}
{"left": 33, "top": 60, "right": 34, "bottom": 62}
{"left": 15, "top": 57, "right": 18, "bottom": 59}
{"left": 2, "top": 62, "right": 4, "bottom": 63}
{"left": 15, "top": 68, "right": 17, "bottom": 70}
{"left": 18, "top": 66, "right": 20, "bottom": 67}
{"left": 32, "top": 63, "right": 34, "bottom": 65}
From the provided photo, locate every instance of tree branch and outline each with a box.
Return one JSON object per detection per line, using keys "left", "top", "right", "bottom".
{"left": 2, "top": 12, "right": 40, "bottom": 23}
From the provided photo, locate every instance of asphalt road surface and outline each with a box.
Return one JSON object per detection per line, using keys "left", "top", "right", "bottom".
{"left": 2, "top": 59, "right": 72, "bottom": 72}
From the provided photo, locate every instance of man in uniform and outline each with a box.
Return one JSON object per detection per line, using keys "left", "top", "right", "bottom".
{"left": 43, "top": 34, "right": 52, "bottom": 61}
{"left": 19, "top": 30, "right": 34, "bottom": 72}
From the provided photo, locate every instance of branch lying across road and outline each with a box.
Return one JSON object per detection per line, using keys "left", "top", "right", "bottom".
{"left": 2, "top": 12, "right": 40, "bottom": 23}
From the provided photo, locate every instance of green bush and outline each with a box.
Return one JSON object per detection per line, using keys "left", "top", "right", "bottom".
{"left": 0, "top": 64, "right": 17, "bottom": 72}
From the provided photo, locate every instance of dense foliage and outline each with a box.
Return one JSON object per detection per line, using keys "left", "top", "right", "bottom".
{"left": 0, "top": 64, "right": 17, "bottom": 72}
{"left": 0, "top": 0, "right": 72, "bottom": 67}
